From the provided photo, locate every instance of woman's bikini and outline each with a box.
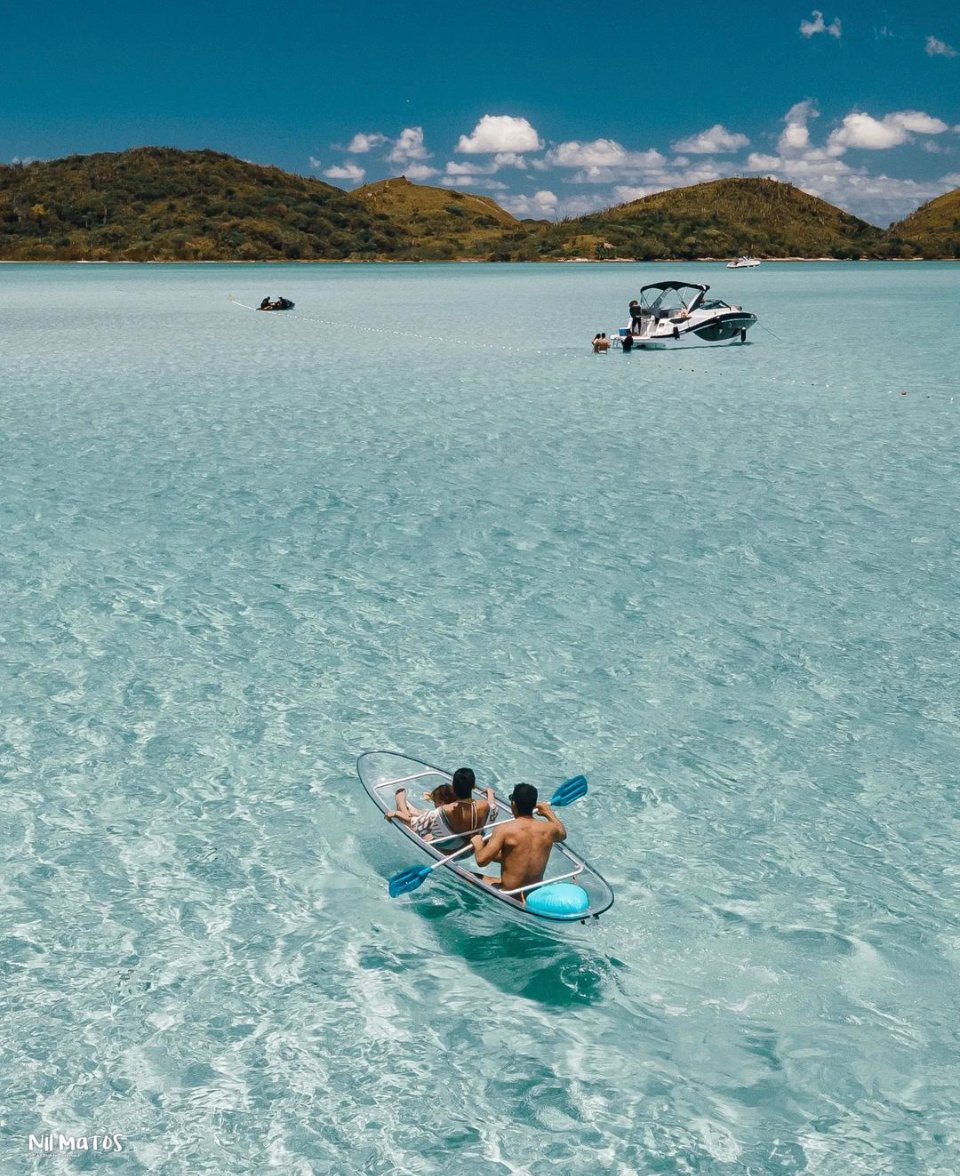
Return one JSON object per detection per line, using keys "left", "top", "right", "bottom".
{"left": 419, "top": 799, "right": 488, "bottom": 850}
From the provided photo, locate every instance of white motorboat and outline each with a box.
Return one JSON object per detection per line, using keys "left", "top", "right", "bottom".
{"left": 727, "top": 255, "right": 761, "bottom": 268}
{"left": 619, "top": 280, "right": 757, "bottom": 350}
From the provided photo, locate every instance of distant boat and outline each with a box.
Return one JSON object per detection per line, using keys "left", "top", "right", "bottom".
{"left": 618, "top": 280, "right": 758, "bottom": 349}
{"left": 257, "top": 297, "right": 295, "bottom": 311}
{"left": 727, "top": 255, "right": 761, "bottom": 269}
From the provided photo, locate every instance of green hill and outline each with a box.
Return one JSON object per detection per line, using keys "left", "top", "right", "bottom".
{"left": 0, "top": 147, "right": 407, "bottom": 260}
{"left": 355, "top": 175, "right": 519, "bottom": 260}
{"left": 513, "top": 178, "right": 886, "bottom": 261}
{"left": 1, "top": 149, "right": 955, "bottom": 261}
{"left": 885, "top": 188, "right": 960, "bottom": 258}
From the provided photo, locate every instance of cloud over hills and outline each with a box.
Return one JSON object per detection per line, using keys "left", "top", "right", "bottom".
{"left": 320, "top": 91, "right": 959, "bottom": 225}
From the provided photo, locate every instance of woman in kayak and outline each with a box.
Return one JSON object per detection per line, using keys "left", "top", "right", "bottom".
{"left": 385, "top": 782, "right": 455, "bottom": 832}
{"left": 387, "top": 767, "right": 496, "bottom": 850}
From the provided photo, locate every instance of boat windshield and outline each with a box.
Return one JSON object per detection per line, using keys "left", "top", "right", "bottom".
{"left": 700, "top": 298, "right": 731, "bottom": 310}
{"left": 640, "top": 287, "right": 691, "bottom": 313}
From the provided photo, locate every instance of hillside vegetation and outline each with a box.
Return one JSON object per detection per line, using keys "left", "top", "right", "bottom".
{"left": 519, "top": 178, "right": 886, "bottom": 261}
{"left": 1, "top": 148, "right": 957, "bottom": 260}
{"left": 355, "top": 176, "right": 517, "bottom": 260}
{"left": 0, "top": 147, "right": 405, "bottom": 260}
{"left": 886, "top": 188, "right": 960, "bottom": 258}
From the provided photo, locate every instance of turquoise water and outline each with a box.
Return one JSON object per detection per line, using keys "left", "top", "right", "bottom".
{"left": 2, "top": 261, "right": 959, "bottom": 1174}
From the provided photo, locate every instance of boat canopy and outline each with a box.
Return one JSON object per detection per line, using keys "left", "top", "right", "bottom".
{"left": 640, "top": 281, "right": 709, "bottom": 294}
{"left": 638, "top": 280, "right": 709, "bottom": 314}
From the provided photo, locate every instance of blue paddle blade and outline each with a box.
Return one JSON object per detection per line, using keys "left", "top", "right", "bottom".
{"left": 388, "top": 864, "right": 431, "bottom": 898}
{"left": 549, "top": 774, "right": 588, "bottom": 807}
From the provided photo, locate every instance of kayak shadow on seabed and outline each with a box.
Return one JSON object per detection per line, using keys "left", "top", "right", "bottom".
{"left": 415, "top": 886, "right": 625, "bottom": 1007}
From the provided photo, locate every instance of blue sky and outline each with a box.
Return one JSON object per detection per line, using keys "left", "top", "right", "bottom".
{"left": 2, "top": 1, "right": 957, "bottom": 225}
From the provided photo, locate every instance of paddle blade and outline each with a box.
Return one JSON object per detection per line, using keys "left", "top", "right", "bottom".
{"left": 550, "top": 775, "right": 588, "bottom": 807}
{"left": 388, "top": 864, "right": 430, "bottom": 898}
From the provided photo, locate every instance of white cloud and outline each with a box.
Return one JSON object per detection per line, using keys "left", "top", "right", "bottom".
{"left": 828, "top": 109, "right": 949, "bottom": 151}
{"left": 493, "top": 152, "right": 528, "bottom": 169}
{"left": 548, "top": 139, "right": 628, "bottom": 168}
{"left": 499, "top": 189, "right": 567, "bottom": 218}
{"left": 612, "top": 185, "right": 657, "bottom": 204}
{"left": 740, "top": 104, "right": 960, "bottom": 222}
{"left": 894, "top": 111, "right": 951, "bottom": 133}
{"left": 671, "top": 124, "right": 750, "bottom": 153}
{"left": 324, "top": 163, "right": 365, "bottom": 183}
{"left": 456, "top": 115, "right": 542, "bottom": 154}
{"left": 403, "top": 163, "right": 440, "bottom": 180}
{"left": 388, "top": 127, "right": 430, "bottom": 163}
{"left": 746, "top": 149, "right": 851, "bottom": 181}
{"left": 308, "top": 156, "right": 322, "bottom": 170}
{"left": 546, "top": 139, "right": 667, "bottom": 183}
{"left": 441, "top": 175, "right": 510, "bottom": 192}
{"left": 779, "top": 100, "right": 819, "bottom": 152}
{"left": 925, "top": 35, "right": 958, "bottom": 57}
{"left": 445, "top": 161, "right": 490, "bottom": 176}
{"left": 347, "top": 132, "right": 387, "bottom": 153}
{"left": 821, "top": 172, "right": 960, "bottom": 224}
{"left": 443, "top": 155, "right": 527, "bottom": 178}
{"left": 800, "top": 10, "right": 841, "bottom": 38}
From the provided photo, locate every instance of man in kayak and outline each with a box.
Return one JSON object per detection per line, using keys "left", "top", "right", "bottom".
{"left": 470, "top": 783, "right": 566, "bottom": 898}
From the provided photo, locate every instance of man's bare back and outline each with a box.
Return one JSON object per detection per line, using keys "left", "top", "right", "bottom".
{"left": 471, "top": 792, "right": 566, "bottom": 896}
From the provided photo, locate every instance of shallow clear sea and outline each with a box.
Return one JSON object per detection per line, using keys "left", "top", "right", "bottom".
{"left": 2, "top": 261, "right": 959, "bottom": 1175}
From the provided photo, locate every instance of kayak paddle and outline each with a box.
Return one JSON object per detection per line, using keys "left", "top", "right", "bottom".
{"left": 387, "top": 774, "right": 588, "bottom": 898}
{"left": 549, "top": 774, "right": 587, "bottom": 807}
{"left": 388, "top": 841, "right": 476, "bottom": 898}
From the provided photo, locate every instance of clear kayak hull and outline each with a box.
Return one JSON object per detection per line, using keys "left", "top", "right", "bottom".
{"left": 357, "top": 751, "right": 615, "bottom": 925}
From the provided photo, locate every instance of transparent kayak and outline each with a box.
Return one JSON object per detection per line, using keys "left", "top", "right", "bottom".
{"left": 357, "top": 750, "right": 614, "bottom": 925}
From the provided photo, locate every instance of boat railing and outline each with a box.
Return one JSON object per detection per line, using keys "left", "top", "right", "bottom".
{"left": 428, "top": 812, "right": 509, "bottom": 847}
{"left": 372, "top": 769, "right": 447, "bottom": 791}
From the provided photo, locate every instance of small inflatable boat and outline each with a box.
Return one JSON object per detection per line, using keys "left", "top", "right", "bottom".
{"left": 258, "top": 297, "right": 295, "bottom": 311}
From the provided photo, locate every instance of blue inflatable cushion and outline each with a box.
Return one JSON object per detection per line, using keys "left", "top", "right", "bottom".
{"left": 525, "top": 882, "right": 590, "bottom": 918}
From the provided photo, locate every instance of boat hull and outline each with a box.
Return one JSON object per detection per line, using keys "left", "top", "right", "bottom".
{"left": 357, "top": 751, "right": 614, "bottom": 926}
{"left": 622, "top": 311, "right": 757, "bottom": 349}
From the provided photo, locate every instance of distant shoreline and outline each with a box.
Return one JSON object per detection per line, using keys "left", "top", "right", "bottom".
{"left": 0, "top": 256, "right": 954, "bottom": 264}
